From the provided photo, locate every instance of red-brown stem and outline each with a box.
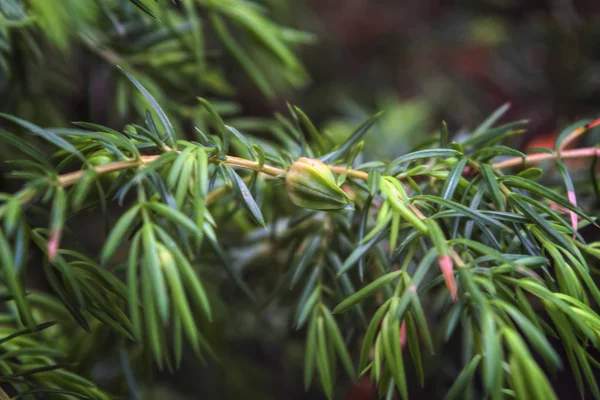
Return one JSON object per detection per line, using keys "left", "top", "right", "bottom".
{"left": 491, "top": 147, "right": 600, "bottom": 170}
{"left": 4, "top": 146, "right": 598, "bottom": 218}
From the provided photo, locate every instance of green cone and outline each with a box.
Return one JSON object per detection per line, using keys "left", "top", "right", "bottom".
{"left": 285, "top": 157, "right": 351, "bottom": 211}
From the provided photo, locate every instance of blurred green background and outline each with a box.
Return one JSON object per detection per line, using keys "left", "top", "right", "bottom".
{"left": 2, "top": 0, "right": 600, "bottom": 399}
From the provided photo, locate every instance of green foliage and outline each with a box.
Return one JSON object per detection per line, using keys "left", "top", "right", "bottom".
{"left": 0, "top": 0, "right": 313, "bottom": 126}
{"left": 1, "top": 1, "right": 600, "bottom": 400}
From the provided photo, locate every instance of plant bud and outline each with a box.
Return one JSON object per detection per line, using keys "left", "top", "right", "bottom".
{"left": 157, "top": 244, "right": 175, "bottom": 269}
{"left": 88, "top": 150, "right": 119, "bottom": 183}
{"left": 285, "top": 157, "right": 351, "bottom": 210}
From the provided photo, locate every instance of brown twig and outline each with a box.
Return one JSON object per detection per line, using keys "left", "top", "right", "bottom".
{"left": 491, "top": 147, "right": 600, "bottom": 170}
{"left": 3, "top": 145, "right": 599, "bottom": 218}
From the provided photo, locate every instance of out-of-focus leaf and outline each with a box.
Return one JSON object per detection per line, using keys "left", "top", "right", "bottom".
{"left": 337, "top": 227, "right": 388, "bottom": 276}
{"left": 101, "top": 205, "right": 141, "bottom": 263}
{"left": 481, "top": 306, "right": 501, "bottom": 394}
{"left": 444, "top": 355, "right": 482, "bottom": 400}
{"left": 359, "top": 299, "right": 391, "bottom": 371}
{"left": 414, "top": 195, "right": 507, "bottom": 230}
{"left": 321, "top": 305, "right": 355, "bottom": 380}
{"left": 321, "top": 112, "right": 382, "bottom": 163}
{"left": 0, "top": 229, "right": 34, "bottom": 329}
{"left": 128, "top": 0, "right": 159, "bottom": 19}
{"left": 209, "top": 12, "right": 275, "bottom": 98}
{"left": 304, "top": 314, "right": 318, "bottom": 390}
{"left": 316, "top": 316, "right": 333, "bottom": 399}
{"left": 469, "top": 102, "right": 511, "bottom": 138}
{"left": 0, "top": 114, "right": 83, "bottom": 160}
{"left": 334, "top": 271, "right": 403, "bottom": 313}
{"left": 290, "top": 235, "right": 321, "bottom": 289}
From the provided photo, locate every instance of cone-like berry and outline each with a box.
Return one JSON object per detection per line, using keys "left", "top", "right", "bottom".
{"left": 285, "top": 157, "right": 351, "bottom": 210}
{"left": 88, "top": 150, "right": 120, "bottom": 183}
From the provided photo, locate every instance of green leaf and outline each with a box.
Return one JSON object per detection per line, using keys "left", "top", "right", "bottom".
{"left": 501, "top": 175, "right": 592, "bottom": 223}
{"left": 405, "top": 313, "right": 424, "bottom": 386}
{"left": 334, "top": 270, "right": 403, "bottom": 313}
{"left": 171, "top": 246, "right": 212, "bottom": 321}
{"left": 389, "top": 212, "right": 400, "bottom": 257}
{"left": 128, "top": 0, "right": 160, "bottom": 19}
{"left": 480, "top": 164, "right": 505, "bottom": 210}
{"left": 386, "top": 149, "right": 462, "bottom": 176}
{"left": 337, "top": 227, "right": 388, "bottom": 277}
{"left": 0, "top": 363, "right": 68, "bottom": 381}
{"left": 444, "top": 355, "right": 482, "bottom": 400}
{"left": 290, "top": 235, "right": 321, "bottom": 289}
{"left": 504, "top": 329, "right": 558, "bottom": 400}
{"left": 517, "top": 167, "right": 543, "bottom": 180}
{"left": 492, "top": 301, "right": 561, "bottom": 368}
{"left": 141, "top": 217, "right": 169, "bottom": 323}
{"left": 381, "top": 177, "right": 428, "bottom": 233}
{"left": 296, "top": 288, "right": 319, "bottom": 329}
{"left": 472, "top": 145, "right": 525, "bottom": 162}
{"left": 0, "top": 113, "right": 84, "bottom": 161}
{"left": 160, "top": 245, "right": 199, "bottom": 353}
{"left": 146, "top": 201, "right": 203, "bottom": 238}
{"left": 441, "top": 158, "right": 468, "bottom": 200}
{"left": 119, "top": 67, "right": 175, "bottom": 146}
{"left": 0, "top": 229, "right": 35, "bottom": 329}
{"left": 207, "top": 237, "right": 256, "bottom": 303}
{"left": 0, "top": 322, "right": 56, "bottom": 346}
{"left": 48, "top": 186, "right": 66, "bottom": 246}
{"left": 465, "top": 120, "right": 528, "bottom": 148}
{"left": 294, "top": 106, "right": 327, "bottom": 153}
{"left": 440, "top": 121, "right": 449, "bottom": 148}
{"left": 470, "top": 102, "right": 511, "bottom": 138}
{"left": 167, "top": 146, "right": 194, "bottom": 190}
{"left": 359, "top": 300, "right": 391, "bottom": 372}
{"left": 198, "top": 97, "right": 228, "bottom": 149}
{"left": 410, "top": 293, "right": 434, "bottom": 354}
{"left": 507, "top": 196, "right": 572, "bottom": 251}
{"left": 156, "top": 226, "right": 212, "bottom": 322}
{"left": 382, "top": 313, "right": 408, "bottom": 400}
{"left": 127, "top": 232, "right": 142, "bottom": 340}
{"left": 481, "top": 306, "right": 501, "bottom": 394}
{"left": 449, "top": 238, "right": 508, "bottom": 263}
{"left": 209, "top": 12, "right": 275, "bottom": 98}
{"left": 321, "top": 112, "right": 382, "bottom": 163}
{"left": 101, "top": 205, "right": 141, "bottom": 263}
{"left": 414, "top": 195, "right": 507, "bottom": 231}
{"left": 226, "top": 125, "right": 256, "bottom": 157}
{"left": 367, "top": 170, "right": 381, "bottom": 196}
{"left": 217, "top": 3, "right": 300, "bottom": 68}
{"left": 553, "top": 119, "right": 592, "bottom": 151}
{"left": 316, "top": 316, "right": 334, "bottom": 399}
{"left": 140, "top": 254, "right": 164, "bottom": 368}
{"left": 71, "top": 171, "right": 96, "bottom": 211}
{"left": 9, "top": 388, "right": 88, "bottom": 399}
{"left": 321, "top": 305, "right": 355, "bottom": 380}
{"left": 182, "top": 0, "right": 205, "bottom": 71}
{"left": 424, "top": 219, "right": 448, "bottom": 257}
{"left": 0, "top": 129, "right": 53, "bottom": 168}
{"left": 304, "top": 314, "right": 318, "bottom": 390}
{"left": 224, "top": 165, "right": 265, "bottom": 227}
{"left": 42, "top": 260, "right": 89, "bottom": 331}
{"left": 175, "top": 155, "right": 195, "bottom": 209}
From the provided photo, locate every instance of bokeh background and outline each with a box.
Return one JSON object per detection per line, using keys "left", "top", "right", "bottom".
{"left": 2, "top": 0, "right": 600, "bottom": 399}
